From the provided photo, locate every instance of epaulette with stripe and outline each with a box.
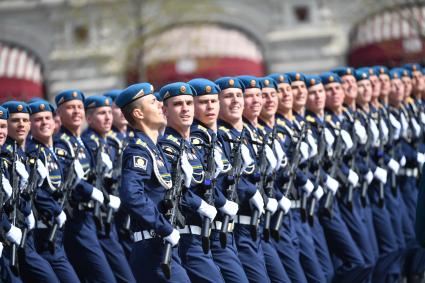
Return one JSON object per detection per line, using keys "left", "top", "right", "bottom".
{"left": 306, "top": 115, "right": 316, "bottom": 124}
{"left": 60, "top": 133, "right": 70, "bottom": 142}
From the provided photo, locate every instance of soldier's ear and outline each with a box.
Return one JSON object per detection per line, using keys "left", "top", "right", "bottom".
{"left": 132, "top": 107, "right": 144, "bottom": 120}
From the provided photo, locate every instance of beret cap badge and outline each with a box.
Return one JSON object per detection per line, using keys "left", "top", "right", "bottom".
{"left": 264, "top": 79, "right": 270, "bottom": 86}
{"left": 279, "top": 75, "right": 284, "bottom": 82}
{"left": 39, "top": 104, "right": 45, "bottom": 111}
{"left": 72, "top": 91, "right": 78, "bottom": 98}
{"left": 329, "top": 76, "right": 334, "bottom": 82}
{"left": 17, "top": 105, "right": 23, "bottom": 112}
{"left": 250, "top": 80, "right": 256, "bottom": 87}
{"left": 229, "top": 79, "right": 235, "bottom": 86}
{"left": 205, "top": 85, "right": 212, "bottom": 93}
{"left": 180, "top": 86, "right": 186, "bottom": 93}
{"left": 310, "top": 79, "right": 316, "bottom": 85}
{"left": 295, "top": 73, "right": 300, "bottom": 80}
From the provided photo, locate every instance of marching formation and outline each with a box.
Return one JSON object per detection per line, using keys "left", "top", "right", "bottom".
{"left": 0, "top": 64, "right": 424, "bottom": 283}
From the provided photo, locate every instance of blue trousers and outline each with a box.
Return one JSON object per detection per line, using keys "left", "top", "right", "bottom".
{"left": 1, "top": 246, "right": 22, "bottom": 283}
{"left": 64, "top": 210, "right": 116, "bottom": 283}
{"left": 261, "top": 238, "right": 291, "bottom": 283}
{"left": 210, "top": 230, "right": 249, "bottom": 283}
{"left": 114, "top": 209, "right": 133, "bottom": 260}
{"left": 234, "top": 223, "right": 271, "bottom": 283}
{"left": 33, "top": 228, "right": 80, "bottom": 283}
{"left": 178, "top": 234, "right": 225, "bottom": 283}
{"left": 272, "top": 211, "right": 308, "bottom": 283}
{"left": 98, "top": 223, "right": 136, "bottom": 283}
{"left": 129, "top": 238, "right": 190, "bottom": 283}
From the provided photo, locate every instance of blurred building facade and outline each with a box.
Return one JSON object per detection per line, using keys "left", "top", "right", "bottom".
{"left": 0, "top": 0, "right": 421, "bottom": 101}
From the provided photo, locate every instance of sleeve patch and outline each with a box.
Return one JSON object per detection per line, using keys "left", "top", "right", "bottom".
{"left": 133, "top": 156, "right": 147, "bottom": 170}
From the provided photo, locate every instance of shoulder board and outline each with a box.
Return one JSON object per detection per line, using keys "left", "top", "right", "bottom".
{"left": 90, "top": 134, "right": 100, "bottom": 146}
{"left": 218, "top": 125, "right": 230, "bottom": 133}
{"left": 257, "top": 124, "right": 265, "bottom": 131}
{"left": 165, "top": 134, "right": 179, "bottom": 145}
{"left": 306, "top": 115, "right": 315, "bottom": 123}
{"left": 276, "top": 118, "right": 286, "bottom": 127}
{"left": 60, "top": 133, "right": 70, "bottom": 141}
{"left": 107, "top": 130, "right": 117, "bottom": 138}
{"left": 135, "top": 139, "right": 147, "bottom": 148}
{"left": 197, "top": 124, "right": 208, "bottom": 134}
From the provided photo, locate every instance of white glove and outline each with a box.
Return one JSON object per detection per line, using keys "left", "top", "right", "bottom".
{"left": 16, "top": 160, "right": 29, "bottom": 181}
{"left": 348, "top": 169, "right": 359, "bottom": 187}
{"left": 25, "top": 211, "right": 35, "bottom": 230}
{"left": 387, "top": 158, "right": 400, "bottom": 174}
{"left": 314, "top": 185, "right": 324, "bottom": 200}
{"left": 218, "top": 200, "right": 239, "bottom": 219}
{"left": 265, "top": 145, "right": 277, "bottom": 174}
{"left": 306, "top": 133, "right": 318, "bottom": 158}
{"left": 389, "top": 113, "right": 401, "bottom": 140}
{"left": 0, "top": 242, "right": 3, "bottom": 258}
{"left": 421, "top": 113, "right": 425, "bottom": 124}
{"left": 374, "top": 167, "right": 387, "bottom": 183}
{"left": 101, "top": 152, "right": 113, "bottom": 173}
{"left": 241, "top": 144, "right": 254, "bottom": 171}
{"left": 400, "top": 113, "right": 409, "bottom": 138}
{"left": 417, "top": 152, "right": 425, "bottom": 166}
{"left": 364, "top": 170, "right": 374, "bottom": 185}
{"left": 265, "top": 198, "right": 278, "bottom": 214}
{"left": 340, "top": 130, "right": 353, "bottom": 151}
{"left": 164, "top": 229, "right": 180, "bottom": 247}
{"left": 325, "top": 175, "right": 339, "bottom": 194}
{"left": 302, "top": 179, "right": 315, "bottom": 196}
{"left": 74, "top": 160, "right": 85, "bottom": 181}
{"left": 273, "top": 140, "right": 285, "bottom": 170}
{"left": 324, "top": 128, "right": 335, "bottom": 146}
{"left": 213, "top": 148, "right": 224, "bottom": 178}
{"left": 400, "top": 155, "right": 406, "bottom": 167}
{"left": 354, "top": 121, "right": 367, "bottom": 144}
{"left": 55, "top": 211, "right": 67, "bottom": 228}
{"left": 181, "top": 152, "right": 193, "bottom": 188}
{"left": 108, "top": 195, "right": 121, "bottom": 211}
{"left": 197, "top": 200, "right": 217, "bottom": 221}
{"left": 36, "top": 159, "right": 48, "bottom": 185}
{"left": 380, "top": 119, "right": 389, "bottom": 144}
{"left": 249, "top": 190, "right": 265, "bottom": 215}
{"left": 369, "top": 119, "right": 380, "bottom": 147}
{"left": 278, "top": 196, "right": 291, "bottom": 214}
{"left": 2, "top": 174, "right": 12, "bottom": 199}
{"left": 91, "top": 187, "right": 104, "bottom": 203}
{"left": 6, "top": 225, "right": 22, "bottom": 245}
{"left": 300, "top": 142, "right": 310, "bottom": 162}
{"left": 412, "top": 118, "right": 421, "bottom": 137}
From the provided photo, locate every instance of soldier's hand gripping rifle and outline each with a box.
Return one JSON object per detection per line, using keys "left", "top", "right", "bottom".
{"left": 9, "top": 141, "right": 20, "bottom": 275}
{"left": 271, "top": 124, "right": 307, "bottom": 241}
{"left": 346, "top": 116, "right": 359, "bottom": 212}
{"left": 47, "top": 144, "right": 81, "bottom": 254}
{"left": 376, "top": 110, "right": 385, "bottom": 208}
{"left": 200, "top": 133, "right": 217, "bottom": 254}
{"left": 93, "top": 143, "right": 110, "bottom": 234}
{"left": 161, "top": 143, "right": 186, "bottom": 280}
{"left": 19, "top": 146, "right": 42, "bottom": 249}
{"left": 220, "top": 128, "right": 245, "bottom": 248}
{"left": 386, "top": 111, "right": 398, "bottom": 197}
{"left": 361, "top": 117, "right": 373, "bottom": 207}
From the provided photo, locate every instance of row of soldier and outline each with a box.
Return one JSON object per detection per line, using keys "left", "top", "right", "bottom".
{"left": 0, "top": 63, "right": 424, "bottom": 283}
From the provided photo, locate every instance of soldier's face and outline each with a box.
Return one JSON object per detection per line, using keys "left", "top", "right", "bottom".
{"left": 412, "top": 71, "right": 424, "bottom": 93}
{"left": 370, "top": 75, "right": 381, "bottom": 99}
{"left": 291, "top": 81, "right": 307, "bottom": 109}
{"left": 389, "top": 79, "right": 405, "bottom": 104}
{"left": 0, "top": 120, "right": 7, "bottom": 146}
{"left": 163, "top": 95, "right": 194, "bottom": 130}
{"left": 306, "top": 83, "right": 326, "bottom": 113}
{"left": 243, "top": 88, "right": 263, "bottom": 120}
{"left": 194, "top": 95, "right": 219, "bottom": 128}
{"left": 87, "top": 106, "right": 113, "bottom": 135}
{"left": 341, "top": 75, "right": 358, "bottom": 100}
{"left": 277, "top": 83, "right": 293, "bottom": 111}
{"left": 112, "top": 104, "right": 128, "bottom": 129}
{"left": 57, "top": 100, "right": 85, "bottom": 130}
{"left": 261, "top": 87, "right": 278, "bottom": 119}
{"left": 402, "top": 77, "right": 412, "bottom": 98}
{"left": 8, "top": 113, "right": 30, "bottom": 144}
{"left": 356, "top": 80, "right": 372, "bottom": 105}
{"left": 379, "top": 74, "right": 391, "bottom": 97}
{"left": 219, "top": 88, "right": 244, "bottom": 123}
{"left": 138, "top": 95, "right": 165, "bottom": 128}
{"left": 30, "top": 111, "right": 55, "bottom": 142}
{"left": 324, "top": 82, "right": 344, "bottom": 109}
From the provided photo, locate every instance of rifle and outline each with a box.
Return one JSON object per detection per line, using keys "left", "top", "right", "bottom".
{"left": 271, "top": 124, "right": 306, "bottom": 241}
{"left": 376, "top": 110, "right": 385, "bottom": 208}
{"left": 93, "top": 143, "right": 110, "bottom": 235}
{"left": 19, "top": 146, "right": 41, "bottom": 249}
{"left": 200, "top": 133, "right": 217, "bottom": 254}
{"left": 361, "top": 115, "right": 373, "bottom": 207}
{"left": 346, "top": 115, "right": 359, "bottom": 212}
{"left": 386, "top": 110, "right": 398, "bottom": 197}
{"left": 219, "top": 128, "right": 245, "bottom": 248}
{"left": 161, "top": 142, "right": 186, "bottom": 280}
{"left": 47, "top": 144, "right": 80, "bottom": 254}
{"left": 9, "top": 141, "right": 20, "bottom": 275}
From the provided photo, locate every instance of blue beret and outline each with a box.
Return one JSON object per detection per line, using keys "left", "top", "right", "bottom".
{"left": 0, "top": 106, "right": 9, "bottom": 120}
{"left": 373, "top": 66, "right": 389, "bottom": 76}
{"left": 215, "top": 77, "right": 245, "bottom": 91}
{"left": 389, "top": 68, "right": 403, "bottom": 80}
{"left": 188, "top": 78, "right": 220, "bottom": 96}
{"left": 259, "top": 77, "right": 278, "bottom": 90}
{"left": 29, "top": 99, "right": 55, "bottom": 115}
{"left": 2, "top": 101, "right": 30, "bottom": 114}
{"left": 159, "top": 82, "right": 197, "bottom": 101}
{"left": 153, "top": 92, "right": 162, "bottom": 101}
{"left": 286, "top": 72, "right": 306, "bottom": 83}
{"left": 84, "top": 95, "right": 112, "bottom": 109}
{"left": 320, "top": 72, "right": 342, "bottom": 85}
{"left": 115, "top": 83, "right": 154, "bottom": 108}
{"left": 403, "top": 63, "right": 422, "bottom": 74}
{"left": 103, "top": 89, "right": 121, "bottom": 102}
{"left": 55, "top": 90, "right": 85, "bottom": 106}
{"left": 305, "top": 75, "right": 323, "bottom": 88}
{"left": 330, "top": 67, "right": 355, "bottom": 77}
{"left": 401, "top": 68, "right": 412, "bottom": 78}
{"left": 237, "top": 76, "right": 261, "bottom": 89}
{"left": 357, "top": 67, "right": 376, "bottom": 77}
{"left": 354, "top": 69, "right": 370, "bottom": 81}
{"left": 268, "top": 73, "right": 291, "bottom": 85}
